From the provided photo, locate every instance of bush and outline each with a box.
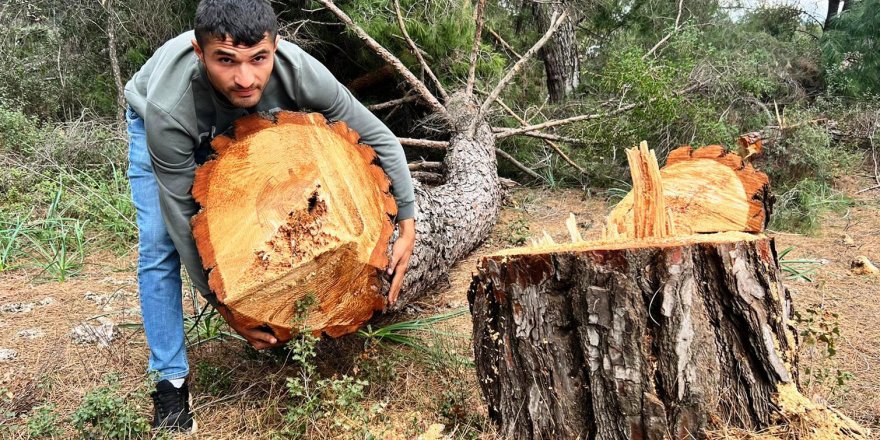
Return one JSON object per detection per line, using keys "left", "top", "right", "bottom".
{"left": 822, "top": 0, "right": 880, "bottom": 96}
{"left": 771, "top": 179, "right": 851, "bottom": 235}
{"left": 70, "top": 377, "right": 150, "bottom": 439}
{"left": 26, "top": 404, "right": 62, "bottom": 438}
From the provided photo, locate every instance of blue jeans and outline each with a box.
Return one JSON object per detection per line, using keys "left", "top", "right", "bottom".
{"left": 126, "top": 106, "right": 189, "bottom": 382}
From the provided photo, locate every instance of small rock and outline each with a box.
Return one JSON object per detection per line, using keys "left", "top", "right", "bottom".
{"left": 0, "top": 348, "right": 17, "bottom": 362}
{"left": 17, "top": 329, "right": 45, "bottom": 339}
{"left": 70, "top": 318, "right": 117, "bottom": 347}
{"left": 1, "top": 303, "right": 34, "bottom": 314}
{"left": 419, "top": 424, "right": 448, "bottom": 440}
{"left": 851, "top": 256, "right": 879, "bottom": 275}
{"left": 843, "top": 234, "right": 855, "bottom": 246}
{"left": 85, "top": 291, "right": 110, "bottom": 306}
{"left": 37, "top": 297, "right": 54, "bottom": 307}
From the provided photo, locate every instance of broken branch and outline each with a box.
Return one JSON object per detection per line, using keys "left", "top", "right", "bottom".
{"left": 368, "top": 96, "right": 418, "bottom": 111}
{"left": 478, "top": 10, "right": 569, "bottom": 120}
{"left": 393, "top": 0, "right": 448, "bottom": 101}
{"left": 398, "top": 138, "right": 448, "bottom": 149}
{"left": 494, "top": 82, "right": 703, "bottom": 139}
{"left": 642, "top": 0, "right": 684, "bottom": 60}
{"left": 314, "top": 0, "right": 449, "bottom": 120}
{"left": 487, "top": 27, "right": 522, "bottom": 60}
{"left": 466, "top": 0, "right": 488, "bottom": 97}
{"left": 492, "top": 96, "right": 588, "bottom": 175}
{"left": 495, "top": 148, "right": 544, "bottom": 181}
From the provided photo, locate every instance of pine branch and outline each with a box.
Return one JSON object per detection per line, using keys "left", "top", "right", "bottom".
{"left": 642, "top": 0, "right": 684, "bottom": 60}
{"left": 314, "top": 0, "right": 449, "bottom": 120}
{"left": 496, "top": 148, "right": 544, "bottom": 181}
{"left": 465, "top": 0, "right": 488, "bottom": 97}
{"left": 492, "top": 96, "right": 588, "bottom": 175}
{"left": 398, "top": 138, "right": 448, "bottom": 149}
{"left": 491, "top": 128, "right": 587, "bottom": 145}
{"left": 393, "top": 0, "right": 448, "bottom": 101}
{"left": 494, "top": 82, "right": 703, "bottom": 139}
{"left": 486, "top": 27, "right": 522, "bottom": 60}
{"left": 477, "top": 10, "right": 569, "bottom": 121}
{"left": 368, "top": 96, "right": 418, "bottom": 111}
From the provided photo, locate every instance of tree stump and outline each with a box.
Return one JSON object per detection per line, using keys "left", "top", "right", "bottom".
{"left": 191, "top": 112, "right": 396, "bottom": 339}
{"left": 468, "top": 144, "right": 867, "bottom": 439}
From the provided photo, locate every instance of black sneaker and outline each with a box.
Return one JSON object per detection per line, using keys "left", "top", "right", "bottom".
{"left": 150, "top": 379, "right": 197, "bottom": 433}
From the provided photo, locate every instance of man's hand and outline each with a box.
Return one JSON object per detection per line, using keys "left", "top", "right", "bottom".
{"left": 215, "top": 304, "right": 278, "bottom": 350}
{"left": 386, "top": 218, "right": 416, "bottom": 306}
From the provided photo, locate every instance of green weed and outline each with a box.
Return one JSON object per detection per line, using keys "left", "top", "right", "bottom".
{"left": 194, "top": 361, "right": 233, "bottom": 396}
{"left": 771, "top": 179, "right": 852, "bottom": 235}
{"left": 793, "top": 305, "right": 854, "bottom": 393}
{"left": 500, "top": 219, "right": 530, "bottom": 246}
{"left": 26, "top": 404, "right": 61, "bottom": 438}
{"left": 278, "top": 332, "right": 378, "bottom": 439}
{"left": 0, "top": 211, "right": 29, "bottom": 271}
{"left": 70, "top": 376, "right": 150, "bottom": 439}
{"left": 357, "top": 308, "right": 469, "bottom": 352}
{"left": 777, "top": 246, "right": 821, "bottom": 282}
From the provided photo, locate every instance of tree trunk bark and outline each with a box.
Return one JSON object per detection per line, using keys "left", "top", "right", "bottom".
{"left": 825, "top": 0, "right": 842, "bottom": 29}
{"left": 102, "top": 0, "right": 126, "bottom": 123}
{"left": 468, "top": 143, "right": 868, "bottom": 439}
{"left": 470, "top": 235, "right": 796, "bottom": 438}
{"left": 534, "top": 2, "right": 579, "bottom": 102}
{"left": 392, "top": 93, "right": 501, "bottom": 308}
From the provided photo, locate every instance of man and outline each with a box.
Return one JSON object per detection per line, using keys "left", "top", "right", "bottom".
{"left": 124, "top": 0, "right": 416, "bottom": 432}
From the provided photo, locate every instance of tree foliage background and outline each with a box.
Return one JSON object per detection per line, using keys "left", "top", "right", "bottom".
{"left": 0, "top": 0, "right": 878, "bottom": 241}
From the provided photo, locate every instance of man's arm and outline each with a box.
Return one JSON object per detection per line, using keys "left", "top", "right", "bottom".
{"left": 285, "top": 45, "right": 417, "bottom": 304}
{"left": 144, "top": 104, "right": 280, "bottom": 347}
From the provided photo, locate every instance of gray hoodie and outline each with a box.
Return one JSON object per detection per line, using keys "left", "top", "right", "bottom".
{"left": 124, "top": 31, "right": 415, "bottom": 306}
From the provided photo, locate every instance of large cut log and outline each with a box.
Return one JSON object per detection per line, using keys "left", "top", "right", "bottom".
{"left": 191, "top": 112, "right": 396, "bottom": 338}
{"left": 192, "top": 95, "right": 500, "bottom": 339}
{"left": 468, "top": 144, "right": 867, "bottom": 439}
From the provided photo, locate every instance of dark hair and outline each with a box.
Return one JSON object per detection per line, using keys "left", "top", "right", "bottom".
{"left": 194, "top": 0, "right": 278, "bottom": 47}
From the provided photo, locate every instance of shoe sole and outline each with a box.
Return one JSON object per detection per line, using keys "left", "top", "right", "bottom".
{"left": 189, "top": 390, "right": 198, "bottom": 434}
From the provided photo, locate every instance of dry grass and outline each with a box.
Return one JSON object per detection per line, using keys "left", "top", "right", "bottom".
{"left": 0, "top": 181, "right": 877, "bottom": 438}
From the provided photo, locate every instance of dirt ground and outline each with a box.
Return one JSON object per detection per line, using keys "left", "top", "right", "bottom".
{"left": 0, "top": 179, "right": 878, "bottom": 439}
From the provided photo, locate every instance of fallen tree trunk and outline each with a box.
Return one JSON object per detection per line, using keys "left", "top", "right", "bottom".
{"left": 468, "top": 144, "right": 867, "bottom": 439}
{"left": 192, "top": 95, "right": 499, "bottom": 339}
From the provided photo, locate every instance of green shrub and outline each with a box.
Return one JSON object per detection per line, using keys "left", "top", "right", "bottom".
{"left": 194, "top": 361, "right": 233, "bottom": 396}
{"left": 70, "top": 377, "right": 150, "bottom": 439}
{"left": 771, "top": 179, "right": 851, "bottom": 235}
{"left": 26, "top": 404, "right": 62, "bottom": 438}
{"left": 279, "top": 333, "right": 375, "bottom": 438}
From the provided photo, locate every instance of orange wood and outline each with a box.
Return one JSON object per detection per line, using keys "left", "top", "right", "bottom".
{"left": 191, "top": 111, "right": 396, "bottom": 340}
{"left": 607, "top": 144, "right": 771, "bottom": 238}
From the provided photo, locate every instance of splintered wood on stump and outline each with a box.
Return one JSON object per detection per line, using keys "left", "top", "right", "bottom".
{"left": 191, "top": 111, "right": 396, "bottom": 340}
{"left": 468, "top": 144, "right": 867, "bottom": 439}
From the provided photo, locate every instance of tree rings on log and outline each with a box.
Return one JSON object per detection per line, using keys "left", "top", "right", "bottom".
{"left": 191, "top": 111, "right": 396, "bottom": 340}
{"left": 607, "top": 144, "right": 772, "bottom": 237}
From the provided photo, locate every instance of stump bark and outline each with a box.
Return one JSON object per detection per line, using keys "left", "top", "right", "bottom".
{"left": 468, "top": 144, "right": 867, "bottom": 439}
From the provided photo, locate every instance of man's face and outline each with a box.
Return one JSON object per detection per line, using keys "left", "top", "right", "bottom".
{"left": 192, "top": 34, "right": 279, "bottom": 108}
